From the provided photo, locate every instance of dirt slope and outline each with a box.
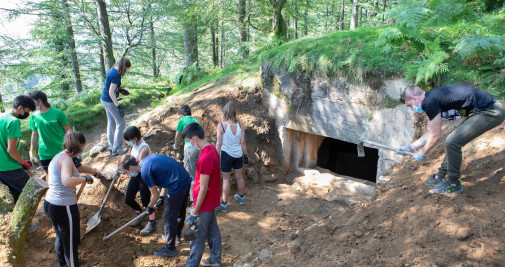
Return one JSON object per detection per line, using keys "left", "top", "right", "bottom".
{"left": 4, "top": 75, "right": 505, "bottom": 267}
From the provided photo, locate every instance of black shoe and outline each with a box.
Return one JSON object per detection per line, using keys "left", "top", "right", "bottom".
{"left": 154, "top": 245, "right": 177, "bottom": 257}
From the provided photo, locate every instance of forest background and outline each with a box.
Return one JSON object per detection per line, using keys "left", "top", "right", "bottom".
{"left": 0, "top": 0, "right": 504, "bottom": 158}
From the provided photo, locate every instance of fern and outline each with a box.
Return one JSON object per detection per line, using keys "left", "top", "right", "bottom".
{"left": 385, "top": 0, "right": 432, "bottom": 29}
{"left": 454, "top": 34, "right": 505, "bottom": 60}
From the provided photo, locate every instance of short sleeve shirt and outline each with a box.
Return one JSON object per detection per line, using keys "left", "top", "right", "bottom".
{"left": 101, "top": 68, "right": 122, "bottom": 103}
{"left": 140, "top": 154, "right": 191, "bottom": 195}
{"left": 193, "top": 144, "right": 220, "bottom": 212}
{"left": 0, "top": 113, "right": 22, "bottom": 171}
{"left": 29, "top": 107, "right": 68, "bottom": 160}
{"left": 176, "top": 116, "right": 200, "bottom": 145}
{"left": 422, "top": 85, "right": 496, "bottom": 121}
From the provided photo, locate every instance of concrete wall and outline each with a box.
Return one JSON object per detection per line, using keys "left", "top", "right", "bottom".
{"left": 261, "top": 66, "right": 416, "bottom": 181}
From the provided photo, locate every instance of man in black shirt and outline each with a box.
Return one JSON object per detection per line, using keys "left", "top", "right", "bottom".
{"left": 397, "top": 85, "right": 505, "bottom": 194}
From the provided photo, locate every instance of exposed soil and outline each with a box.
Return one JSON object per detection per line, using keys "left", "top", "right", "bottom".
{"left": 1, "top": 76, "right": 505, "bottom": 266}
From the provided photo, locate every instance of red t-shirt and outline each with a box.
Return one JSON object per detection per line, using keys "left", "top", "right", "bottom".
{"left": 193, "top": 144, "right": 221, "bottom": 212}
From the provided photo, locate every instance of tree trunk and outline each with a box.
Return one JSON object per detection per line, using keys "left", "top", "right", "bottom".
{"left": 350, "top": 0, "right": 358, "bottom": 30}
{"left": 183, "top": 23, "right": 198, "bottom": 67}
{"left": 238, "top": 0, "right": 248, "bottom": 57}
{"left": 6, "top": 177, "right": 48, "bottom": 266}
{"left": 294, "top": 0, "right": 298, "bottom": 39}
{"left": 270, "top": 0, "right": 288, "bottom": 40}
{"left": 61, "top": 0, "right": 83, "bottom": 93}
{"left": 211, "top": 23, "right": 218, "bottom": 66}
{"left": 0, "top": 90, "right": 5, "bottom": 113}
{"left": 339, "top": 0, "right": 345, "bottom": 30}
{"left": 382, "top": 0, "right": 386, "bottom": 22}
{"left": 220, "top": 19, "right": 225, "bottom": 67}
{"left": 95, "top": 0, "right": 115, "bottom": 70}
{"left": 149, "top": 8, "right": 159, "bottom": 79}
{"left": 303, "top": 0, "right": 308, "bottom": 36}
{"left": 99, "top": 40, "right": 106, "bottom": 81}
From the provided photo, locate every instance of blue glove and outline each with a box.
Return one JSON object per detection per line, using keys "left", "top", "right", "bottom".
{"left": 155, "top": 196, "right": 165, "bottom": 208}
{"left": 184, "top": 214, "right": 198, "bottom": 225}
{"left": 412, "top": 151, "right": 426, "bottom": 161}
{"left": 396, "top": 145, "right": 412, "bottom": 156}
{"left": 146, "top": 206, "right": 155, "bottom": 215}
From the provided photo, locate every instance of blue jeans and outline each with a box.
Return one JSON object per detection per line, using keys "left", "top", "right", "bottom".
{"left": 101, "top": 100, "right": 125, "bottom": 152}
{"left": 185, "top": 210, "right": 222, "bottom": 267}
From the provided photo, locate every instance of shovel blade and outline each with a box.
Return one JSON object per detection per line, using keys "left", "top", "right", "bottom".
{"left": 85, "top": 213, "right": 101, "bottom": 234}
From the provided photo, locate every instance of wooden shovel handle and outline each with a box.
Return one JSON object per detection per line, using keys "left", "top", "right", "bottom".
{"left": 76, "top": 182, "right": 86, "bottom": 200}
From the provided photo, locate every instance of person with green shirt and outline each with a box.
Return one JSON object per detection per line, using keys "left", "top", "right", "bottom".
{"left": 29, "top": 90, "right": 107, "bottom": 180}
{"left": 29, "top": 90, "right": 71, "bottom": 174}
{"left": 0, "top": 95, "right": 36, "bottom": 203}
{"left": 173, "top": 105, "right": 200, "bottom": 210}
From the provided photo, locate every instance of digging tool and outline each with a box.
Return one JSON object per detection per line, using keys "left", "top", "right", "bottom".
{"left": 85, "top": 173, "right": 120, "bottom": 234}
{"left": 103, "top": 211, "right": 147, "bottom": 241}
{"left": 76, "top": 182, "right": 86, "bottom": 200}
{"left": 144, "top": 129, "right": 160, "bottom": 139}
{"left": 357, "top": 137, "right": 415, "bottom": 157}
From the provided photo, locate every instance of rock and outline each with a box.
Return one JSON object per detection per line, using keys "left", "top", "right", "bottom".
{"left": 259, "top": 166, "right": 269, "bottom": 175}
{"left": 353, "top": 230, "right": 362, "bottom": 238}
{"left": 233, "top": 263, "right": 241, "bottom": 267}
{"left": 261, "top": 174, "right": 278, "bottom": 182}
{"left": 148, "top": 117, "right": 161, "bottom": 127}
{"left": 259, "top": 249, "right": 272, "bottom": 261}
{"left": 246, "top": 169, "right": 259, "bottom": 184}
{"left": 289, "top": 231, "right": 299, "bottom": 240}
{"left": 287, "top": 239, "right": 300, "bottom": 248}
{"left": 456, "top": 227, "right": 471, "bottom": 240}
{"left": 100, "top": 134, "right": 108, "bottom": 142}
{"left": 243, "top": 264, "right": 252, "bottom": 267}
{"left": 96, "top": 141, "right": 108, "bottom": 151}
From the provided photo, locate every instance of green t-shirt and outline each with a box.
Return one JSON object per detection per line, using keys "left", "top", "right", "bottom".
{"left": 176, "top": 116, "right": 199, "bottom": 144}
{"left": 29, "top": 107, "right": 68, "bottom": 160}
{"left": 0, "top": 113, "right": 22, "bottom": 171}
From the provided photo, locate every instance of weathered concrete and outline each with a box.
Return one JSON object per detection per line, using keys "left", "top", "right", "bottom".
{"left": 261, "top": 66, "right": 416, "bottom": 181}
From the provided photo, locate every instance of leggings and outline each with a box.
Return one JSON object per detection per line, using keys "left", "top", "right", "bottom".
{"left": 125, "top": 174, "right": 151, "bottom": 212}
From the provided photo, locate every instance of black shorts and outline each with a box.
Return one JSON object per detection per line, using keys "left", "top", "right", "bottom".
{"left": 0, "top": 168, "right": 30, "bottom": 203}
{"left": 220, "top": 151, "right": 243, "bottom": 172}
{"left": 40, "top": 159, "right": 52, "bottom": 171}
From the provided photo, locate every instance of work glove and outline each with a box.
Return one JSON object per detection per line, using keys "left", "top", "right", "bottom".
{"left": 412, "top": 151, "right": 426, "bottom": 162}
{"left": 116, "top": 105, "right": 125, "bottom": 117}
{"left": 396, "top": 145, "right": 412, "bottom": 156}
{"left": 243, "top": 154, "right": 249, "bottom": 165}
{"left": 21, "top": 160, "right": 32, "bottom": 170}
{"left": 146, "top": 206, "right": 155, "bottom": 215}
{"left": 155, "top": 196, "right": 165, "bottom": 208}
{"left": 184, "top": 214, "right": 198, "bottom": 225}
{"left": 119, "top": 88, "right": 130, "bottom": 96}
{"left": 83, "top": 174, "right": 94, "bottom": 184}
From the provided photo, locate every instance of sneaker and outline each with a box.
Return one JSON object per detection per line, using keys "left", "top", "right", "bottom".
{"left": 111, "top": 147, "right": 128, "bottom": 156}
{"left": 234, "top": 194, "right": 245, "bottom": 205}
{"left": 200, "top": 258, "right": 221, "bottom": 267}
{"left": 130, "top": 213, "right": 147, "bottom": 227}
{"left": 429, "top": 181, "right": 464, "bottom": 194}
{"left": 424, "top": 174, "right": 445, "bottom": 186}
{"left": 161, "top": 234, "right": 181, "bottom": 244}
{"left": 153, "top": 245, "right": 177, "bottom": 257}
{"left": 215, "top": 203, "right": 228, "bottom": 213}
{"left": 140, "top": 220, "right": 156, "bottom": 235}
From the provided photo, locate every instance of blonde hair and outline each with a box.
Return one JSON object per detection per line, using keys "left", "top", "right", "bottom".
{"left": 222, "top": 101, "right": 237, "bottom": 123}
{"left": 114, "top": 57, "right": 131, "bottom": 76}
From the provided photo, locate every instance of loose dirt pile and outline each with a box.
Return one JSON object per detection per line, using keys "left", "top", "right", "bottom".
{"left": 2, "top": 77, "right": 505, "bottom": 266}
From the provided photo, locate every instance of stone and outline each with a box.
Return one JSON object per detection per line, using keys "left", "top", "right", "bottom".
{"left": 246, "top": 169, "right": 259, "bottom": 184}
{"left": 353, "top": 230, "right": 362, "bottom": 238}
{"left": 261, "top": 174, "right": 278, "bottom": 182}
{"left": 456, "top": 227, "right": 471, "bottom": 240}
{"left": 148, "top": 117, "right": 161, "bottom": 127}
{"left": 100, "top": 134, "right": 108, "bottom": 142}
{"left": 259, "top": 249, "right": 272, "bottom": 261}
{"left": 243, "top": 264, "right": 252, "bottom": 267}
{"left": 233, "top": 263, "right": 241, "bottom": 267}
{"left": 96, "top": 141, "right": 108, "bottom": 151}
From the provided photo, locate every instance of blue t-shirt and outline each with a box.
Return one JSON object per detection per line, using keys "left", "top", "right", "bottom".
{"left": 101, "top": 68, "right": 122, "bottom": 103}
{"left": 140, "top": 154, "right": 191, "bottom": 194}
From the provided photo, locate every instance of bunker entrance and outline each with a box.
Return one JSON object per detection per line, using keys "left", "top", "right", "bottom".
{"left": 317, "top": 137, "right": 378, "bottom": 183}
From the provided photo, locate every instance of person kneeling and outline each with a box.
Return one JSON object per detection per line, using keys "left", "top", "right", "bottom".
{"left": 183, "top": 122, "right": 222, "bottom": 267}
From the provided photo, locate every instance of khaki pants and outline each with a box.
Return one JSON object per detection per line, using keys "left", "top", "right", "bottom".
{"left": 436, "top": 102, "right": 505, "bottom": 183}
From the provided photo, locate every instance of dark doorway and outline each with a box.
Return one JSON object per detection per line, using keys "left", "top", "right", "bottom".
{"left": 317, "top": 137, "right": 378, "bottom": 182}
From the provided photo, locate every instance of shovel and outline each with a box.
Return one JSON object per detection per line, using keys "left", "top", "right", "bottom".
{"left": 85, "top": 173, "right": 120, "bottom": 234}
{"left": 103, "top": 211, "right": 147, "bottom": 241}
{"left": 357, "top": 137, "right": 415, "bottom": 157}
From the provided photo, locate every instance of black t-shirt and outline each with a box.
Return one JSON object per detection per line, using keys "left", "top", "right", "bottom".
{"left": 421, "top": 85, "right": 496, "bottom": 120}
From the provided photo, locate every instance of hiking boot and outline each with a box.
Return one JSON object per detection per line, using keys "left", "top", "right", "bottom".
{"left": 130, "top": 213, "right": 147, "bottom": 227}
{"left": 215, "top": 203, "right": 228, "bottom": 213}
{"left": 153, "top": 245, "right": 177, "bottom": 257}
{"left": 161, "top": 234, "right": 181, "bottom": 244}
{"left": 201, "top": 258, "right": 221, "bottom": 267}
{"left": 234, "top": 194, "right": 245, "bottom": 205}
{"left": 424, "top": 174, "right": 445, "bottom": 186}
{"left": 140, "top": 220, "right": 156, "bottom": 235}
{"left": 111, "top": 147, "right": 128, "bottom": 156}
{"left": 429, "top": 181, "right": 464, "bottom": 194}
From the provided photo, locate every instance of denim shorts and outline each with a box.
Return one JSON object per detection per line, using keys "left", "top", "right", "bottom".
{"left": 220, "top": 151, "right": 243, "bottom": 172}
